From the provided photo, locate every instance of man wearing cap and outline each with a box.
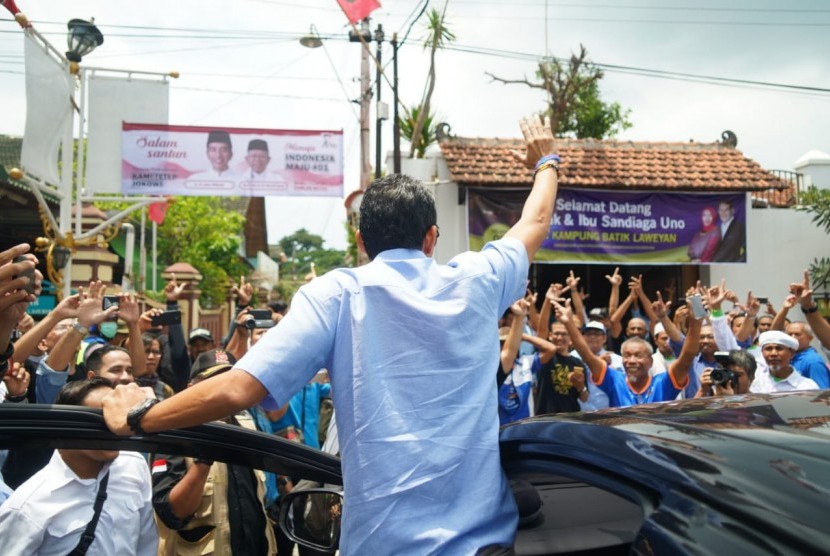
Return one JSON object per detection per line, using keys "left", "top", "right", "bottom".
{"left": 187, "top": 328, "right": 216, "bottom": 363}
{"left": 151, "top": 349, "right": 276, "bottom": 555}
{"left": 188, "top": 130, "right": 239, "bottom": 182}
{"left": 750, "top": 331, "right": 820, "bottom": 393}
{"left": 243, "top": 139, "right": 272, "bottom": 181}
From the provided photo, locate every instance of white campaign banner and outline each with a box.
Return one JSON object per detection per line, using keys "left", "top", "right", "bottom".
{"left": 122, "top": 124, "right": 344, "bottom": 198}
{"left": 86, "top": 76, "right": 169, "bottom": 194}
{"left": 21, "top": 33, "right": 73, "bottom": 186}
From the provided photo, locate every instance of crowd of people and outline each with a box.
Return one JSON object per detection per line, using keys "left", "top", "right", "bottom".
{"left": 0, "top": 243, "right": 334, "bottom": 554}
{"left": 0, "top": 117, "right": 827, "bottom": 553}
{"left": 496, "top": 268, "right": 830, "bottom": 424}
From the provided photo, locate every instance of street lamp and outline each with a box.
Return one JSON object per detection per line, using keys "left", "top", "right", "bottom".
{"left": 65, "top": 18, "right": 103, "bottom": 68}
{"left": 299, "top": 25, "right": 323, "bottom": 49}
{"left": 300, "top": 22, "right": 401, "bottom": 182}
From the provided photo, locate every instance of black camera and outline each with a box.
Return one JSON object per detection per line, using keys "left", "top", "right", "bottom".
{"left": 243, "top": 318, "right": 275, "bottom": 330}
{"left": 710, "top": 351, "right": 735, "bottom": 386}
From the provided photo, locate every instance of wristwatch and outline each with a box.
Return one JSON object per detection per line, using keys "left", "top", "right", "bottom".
{"left": 802, "top": 304, "right": 819, "bottom": 315}
{"left": 71, "top": 319, "right": 89, "bottom": 336}
{"left": 126, "top": 398, "right": 160, "bottom": 435}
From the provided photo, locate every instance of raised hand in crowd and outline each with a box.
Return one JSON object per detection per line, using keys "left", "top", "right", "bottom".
{"left": 703, "top": 278, "right": 729, "bottom": 312}
{"left": 118, "top": 293, "right": 146, "bottom": 377}
{"left": 225, "top": 307, "right": 253, "bottom": 360}
{"left": 789, "top": 269, "right": 830, "bottom": 349}
{"left": 0, "top": 244, "right": 42, "bottom": 351}
{"left": 651, "top": 291, "right": 683, "bottom": 343}
{"left": 537, "top": 282, "right": 568, "bottom": 338}
{"left": 566, "top": 270, "right": 586, "bottom": 327}
{"left": 46, "top": 281, "right": 118, "bottom": 373}
{"left": 734, "top": 291, "right": 761, "bottom": 343}
{"left": 523, "top": 288, "right": 540, "bottom": 332}
{"left": 139, "top": 307, "right": 164, "bottom": 333}
{"left": 501, "top": 299, "right": 529, "bottom": 376}
{"left": 232, "top": 276, "right": 254, "bottom": 308}
{"left": 605, "top": 266, "right": 622, "bottom": 317}
{"left": 164, "top": 273, "right": 187, "bottom": 303}
{"left": 3, "top": 361, "right": 31, "bottom": 401}
{"left": 13, "top": 293, "right": 80, "bottom": 363}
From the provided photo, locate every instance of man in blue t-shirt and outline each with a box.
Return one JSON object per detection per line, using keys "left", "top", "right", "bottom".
{"left": 552, "top": 299, "right": 702, "bottom": 408}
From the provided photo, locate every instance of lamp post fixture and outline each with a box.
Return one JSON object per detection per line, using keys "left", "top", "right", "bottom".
{"left": 65, "top": 18, "right": 103, "bottom": 68}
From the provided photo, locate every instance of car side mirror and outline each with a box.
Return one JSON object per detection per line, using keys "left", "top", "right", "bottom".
{"left": 278, "top": 488, "right": 343, "bottom": 552}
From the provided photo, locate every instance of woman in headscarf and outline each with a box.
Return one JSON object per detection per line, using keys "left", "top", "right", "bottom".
{"left": 688, "top": 206, "right": 721, "bottom": 263}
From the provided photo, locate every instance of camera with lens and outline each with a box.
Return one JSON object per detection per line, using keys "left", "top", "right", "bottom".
{"left": 244, "top": 318, "right": 275, "bottom": 330}
{"left": 710, "top": 351, "right": 735, "bottom": 386}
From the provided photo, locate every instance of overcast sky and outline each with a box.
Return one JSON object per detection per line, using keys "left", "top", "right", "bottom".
{"left": 1, "top": 0, "right": 828, "bottom": 250}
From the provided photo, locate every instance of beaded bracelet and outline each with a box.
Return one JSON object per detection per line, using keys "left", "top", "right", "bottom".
{"left": 533, "top": 154, "right": 561, "bottom": 179}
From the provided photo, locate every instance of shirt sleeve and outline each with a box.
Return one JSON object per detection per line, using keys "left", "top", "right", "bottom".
{"left": 35, "top": 358, "right": 69, "bottom": 404}
{"left": 236, "top": 284, "right": 337, "bottom": 411}
{"left": 711, "top": 314, "right": 739, "bottom": 352}
{"left": 0, "top": 509, "right": 45, "bottom": 554}
{"left": 151, "top": 454, "right": 192, "bottom": 530}
{"left": 481, "top": 238, "right": 530, "bottom": 316}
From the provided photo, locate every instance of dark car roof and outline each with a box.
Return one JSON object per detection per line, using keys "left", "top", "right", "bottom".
{"left": 500, "top": 391, "right": 830, "bottom": 547}
{"left": 0, "top": 404, "right": 342, "bottom": 485}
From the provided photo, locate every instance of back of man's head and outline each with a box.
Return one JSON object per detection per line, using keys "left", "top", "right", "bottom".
{"left": 56, "top": 376, "right": 114, "bottom": 406}
{"left": 359, "top": 174, "right": 437, "bottom": 260}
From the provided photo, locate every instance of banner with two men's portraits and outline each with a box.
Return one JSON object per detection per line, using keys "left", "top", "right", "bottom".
{"left": 122, "top": 123, "right": 344, "bottom": 198}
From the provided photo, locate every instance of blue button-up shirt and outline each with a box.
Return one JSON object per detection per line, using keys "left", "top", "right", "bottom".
{"left": 237, "top": 239, "right": 528, "bottom": 554}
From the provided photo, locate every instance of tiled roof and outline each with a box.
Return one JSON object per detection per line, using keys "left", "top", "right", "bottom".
{"left": 439, "top": 137, "right": 792, "bottom": 192}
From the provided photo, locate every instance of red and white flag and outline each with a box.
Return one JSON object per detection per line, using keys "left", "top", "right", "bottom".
{"left": 335, "top": 0, "right": 381, "bottom": 25}
{"left": 148, "top": 200, "right": 170, "bottom": 225}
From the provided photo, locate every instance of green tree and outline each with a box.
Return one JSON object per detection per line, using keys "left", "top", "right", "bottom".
{"left": 157, "top": 197, "right": 248, "bottom": 307}
{"left": 405, "top": 5, "right": 455, "bottom": 158}
{"left": 487, "top": 44, "right": 631, "bottom": 139}
{"left": 276, "top": 229, "right": 347, "bottom": 277}
{"left": 797, "top": 186, "right": 830, "bottom": 290}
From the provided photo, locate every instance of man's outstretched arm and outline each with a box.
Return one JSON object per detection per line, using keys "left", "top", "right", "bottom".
{"left": 102, "top": 369, "right": 267, "bottom": 435}
{"left": 504, "top": 115, "right": 559, "bottom": 261}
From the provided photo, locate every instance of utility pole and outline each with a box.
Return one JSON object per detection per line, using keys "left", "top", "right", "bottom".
{"left": 358, "top": 18, "right": 372, "bottom": 188}
{"left": 374, "top": 23, "right": 384, "bottom": 179}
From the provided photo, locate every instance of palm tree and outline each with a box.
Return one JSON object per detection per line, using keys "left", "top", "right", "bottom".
{"left": 399, "top": 105, "right": 437, "bottom": 159}
{"left": 407, "top": 5, "right": 455, "bottom": 159}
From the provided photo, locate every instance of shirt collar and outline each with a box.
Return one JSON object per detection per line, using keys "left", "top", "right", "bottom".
{"left": 373, "top": 248, "right": 428, "bottom": 262}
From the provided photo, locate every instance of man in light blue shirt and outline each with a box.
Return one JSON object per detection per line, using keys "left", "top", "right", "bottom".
{"left": 102, "top": 116, "right": 561, "bottom": 554}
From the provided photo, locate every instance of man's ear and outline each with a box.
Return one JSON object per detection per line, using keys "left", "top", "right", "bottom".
{"left": 421, "top": 225, "right": 439, "bottom": 257}
{"left": 86, "top": 370, "right": 95, "bottom": 380}
{"left": 355, "top": 230, "right": 367, "bottom": 256}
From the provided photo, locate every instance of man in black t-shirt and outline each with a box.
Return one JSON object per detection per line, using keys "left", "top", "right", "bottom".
{"left": 534, "top": 321, "right": 588, "bottom": 414}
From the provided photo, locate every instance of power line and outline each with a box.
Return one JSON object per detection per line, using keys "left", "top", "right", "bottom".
{"left": 445, "top": 43, "right": 830, "bottom": 95}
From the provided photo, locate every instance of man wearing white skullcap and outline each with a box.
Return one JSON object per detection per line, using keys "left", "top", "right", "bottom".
{"left": 749, "top": 330, "right": 820, "bottom": 393}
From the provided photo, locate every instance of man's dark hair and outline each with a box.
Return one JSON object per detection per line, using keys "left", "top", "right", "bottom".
{"left": 86, "top": 345, "right": 130, "bottom": 374}
{"left": 267, "top": 301, "right": 288, "bottom": 315}
{"left": 728, "top": 349, "right": 757, "bottom": 382}
{"left": 719, "top": 200, "right": 734, "bottom": 210}
{"left": 56, "top": 376, "right": 114, "bottom": 406}
{"left": 359, "top": 174, "right": 437, "bottom": 260}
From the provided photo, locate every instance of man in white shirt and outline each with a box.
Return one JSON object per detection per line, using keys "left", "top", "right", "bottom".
{"left": 0, "top": 377, "right": 157, "bottom": 555}
{"left": 750, "top": 330, "right": 820, "bottom": 393}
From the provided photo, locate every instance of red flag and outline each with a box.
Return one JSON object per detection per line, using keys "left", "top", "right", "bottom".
{"left": 148, "top": 201, "right": 170, "bottom": 225}
{"left": 336, "top": 0, "right": 381, "bottom": 25}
